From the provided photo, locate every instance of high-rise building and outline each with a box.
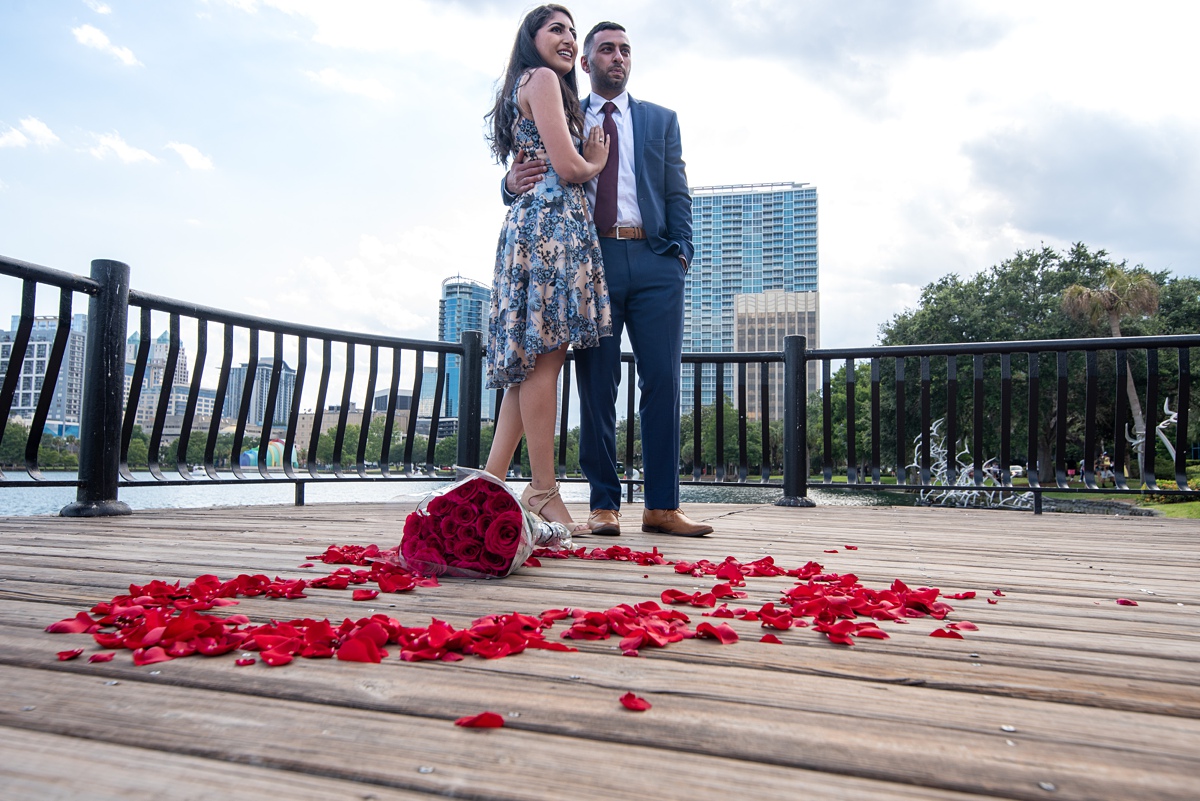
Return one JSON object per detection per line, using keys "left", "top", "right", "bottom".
{"left": 225, "top": 359, "right": 296, "bottom": 427}
{"left": 1, "top": 314, "right": 88, "bottom": 437}
{"left": 684, "top": 182, "right": 820, "bottom": 408}
{"left": 124, "top": 331, "right": 192, "bottom": 429}
{"left": 735, "top": 291, "right": 820, "bottom": 418}
{"left": 436, "top": 276, "right": 493, "bottom": 421}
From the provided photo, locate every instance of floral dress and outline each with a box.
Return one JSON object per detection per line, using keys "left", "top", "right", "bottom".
{"left": 486, "top": 82, "right": 612, "bottom": 388}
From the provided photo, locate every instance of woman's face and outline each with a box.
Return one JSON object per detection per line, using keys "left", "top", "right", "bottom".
{"left": 534, "top": 11, "right": 577, "bottom": 77}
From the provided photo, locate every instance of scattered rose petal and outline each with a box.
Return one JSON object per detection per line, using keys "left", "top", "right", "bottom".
{"left": 1116, "top": 598, "right": 1138, "bottom": 606}
{"left": 993, "top": 589, "right": 1006, "bottom": 596}
{"left": 235, "top": 658, "right": 255, "bottom": 666}
{"left": 455, "top": 711, "right": 505, "bottom": 728}
{"left": 823, "top": 549, "right": 839, "bottom": 554}
{"left": 298, "top": 563, "right": 314, "bottom": 569}
{"left": 947, "top": 591, "right": 977, "bottom": 600}
{"left": 56, "top": 649, "right": 84, "bottom": 661}
{"left": 759, "top": 634, "right": 782, "bottom": 644}
{"left": 987, "top": 598, "right": 999, "bottom": 604}
{"left": 620, "top": 692, "right": 652, "bottom": 711}
{"left": 844, "top": 545, "right": 858, "bottom": 550}
{"left": 930, "top": 628, "right": 964, "bottom": 639}
{"left": 695, "top": 621, "right": 739, "bottom": 644}
{"left": 88, "top": 652, "right": 116, "bottom": 663}
{"left": 948, "top": 621, "right": 979, "bottom": 631}
{"left": 352, "top": 589, "right": 380, "bottom": 601}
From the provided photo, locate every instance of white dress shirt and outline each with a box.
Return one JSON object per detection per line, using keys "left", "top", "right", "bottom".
{"left": 583, "top": 91, "right": 641, "bottom": 228}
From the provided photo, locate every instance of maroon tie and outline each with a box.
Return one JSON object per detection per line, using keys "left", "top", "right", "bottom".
{"left": 594, "top": 101, "right": 618, "bottom": 234}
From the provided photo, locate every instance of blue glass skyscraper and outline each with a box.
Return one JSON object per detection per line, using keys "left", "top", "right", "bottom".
{"left": 436, "top": 276, "right": 491, "bottom": 420}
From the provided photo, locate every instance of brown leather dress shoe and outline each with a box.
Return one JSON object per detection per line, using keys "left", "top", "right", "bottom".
{"left": 588, "top": 509, "right": 621, "bottom": 536}
{"left": 641, "top": 508, "right": 713, "bottom": 537}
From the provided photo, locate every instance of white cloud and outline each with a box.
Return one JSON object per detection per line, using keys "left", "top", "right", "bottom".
{"left": 165, "top": 142, "right": 215, "bottom": 170}
{"left": 20, "top": 117, "right": 61, "bottom": 147}
{"left": 303, "top": 67, "right": 393, "bottom": 101}
{"left": 0, "top": 127, "right": 29, "bottom": 148}
{"left": 72, "top": 24, "right": 142, "bottom": 66}
{"left": 84, "top": 0, "right": 113, "bottom": 14}
{"left": 89, "top": 133, "right": 158, "bottom": 164}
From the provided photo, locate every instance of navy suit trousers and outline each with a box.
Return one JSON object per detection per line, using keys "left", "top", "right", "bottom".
{"left": 574, "top": 239, "right": 685, "bottom": 511}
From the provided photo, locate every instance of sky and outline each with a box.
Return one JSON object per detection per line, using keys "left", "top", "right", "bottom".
{"left": 3, "top": 0, "right": 1198, "bottom": 362}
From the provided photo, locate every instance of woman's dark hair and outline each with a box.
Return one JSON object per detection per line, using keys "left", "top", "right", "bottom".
{"left": 486, "top": 4, "right": 584, "bottom": 165}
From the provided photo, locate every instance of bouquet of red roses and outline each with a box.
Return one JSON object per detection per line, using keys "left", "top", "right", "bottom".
{"left": 398, "top": 469, "right": 572, "bottom": 578}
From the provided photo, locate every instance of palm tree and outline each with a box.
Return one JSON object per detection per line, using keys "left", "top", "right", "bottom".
{"left": 1061, "top": 265, "right": 1160, "bottom": 473}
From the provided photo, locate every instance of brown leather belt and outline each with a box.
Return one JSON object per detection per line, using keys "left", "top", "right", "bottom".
{"left": 597, "top": 226, "right": 646, "bottom": 240}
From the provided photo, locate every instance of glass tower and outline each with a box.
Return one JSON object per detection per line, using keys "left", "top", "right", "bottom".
{"left": 436, "top": 276, "right": 492, "bottom": 420}
{"left": 684, "top": 182, "right": 820, "bottom": 406}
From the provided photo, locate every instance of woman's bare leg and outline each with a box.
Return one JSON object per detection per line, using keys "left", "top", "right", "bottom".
{"left": 519, "top": 347, "right": 576, "bottom": 526}
{"left": 484, "top": 386, "right": 524, "bottom": 479}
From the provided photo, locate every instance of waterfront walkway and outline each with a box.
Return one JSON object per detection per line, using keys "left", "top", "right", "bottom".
{"left": 1, "top": 502, "right": 1198, "bottom": 800}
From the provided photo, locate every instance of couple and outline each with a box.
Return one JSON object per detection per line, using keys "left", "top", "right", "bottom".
{"left": 482, "top": 5, "right": 712, "bottom": 538}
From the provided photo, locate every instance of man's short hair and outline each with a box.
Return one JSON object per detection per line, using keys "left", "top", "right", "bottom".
{"left": 583, "top": 21, "right": 626, "bottom": 58}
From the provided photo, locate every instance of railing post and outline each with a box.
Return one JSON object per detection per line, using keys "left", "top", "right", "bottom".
{"left": 777, "top": 334, "right": 814, "bottom": 507}
{"left": 456, "top": 330, "right": 483, "bottom": 469}
{"left": 61, "top": 259, "right": 132, "bottom": 517}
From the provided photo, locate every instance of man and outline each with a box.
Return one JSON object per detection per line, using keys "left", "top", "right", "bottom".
{"left": 505, "top": 21, "right": 712, "bottom": 537}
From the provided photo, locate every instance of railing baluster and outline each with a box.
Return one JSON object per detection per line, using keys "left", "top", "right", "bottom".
{"left": 845, "top": 358, "right": 857, "bottom": 484}
{"left": 1000, "top": 353, "right": 1012, "bottom": 486}
{"left": 0, "top": 280, "right": 37, "bottom": 481}
{"left": 176, "top": 318, "right": 207, "bottom": 480}
{"left": 426, "top": 351, "right": 446, "bottom": 472}
{"left": 821, "top": 358, "right": 832, "bottom": 483}
{"left": 557, "top": 356, "right": 571, "bottom": 479}
{"left": 146, "top": 312, "right": 180, "bottom": 481}
{"left": 626, "top": 357, "right": 636, "bottom": 501}
{"left": 715, "top": 360, "right": 725, "bottom": 483}
{"left": 1054, "top": 351, "right": 1069, "bottom": 488}
{"left": 973, "top": 354, "right": 984, "bottom": 487}
{"left": 230, "top": 328, "right": 258, "bottom": 480}
{"left": 737, "top": 362, "right": 748, "bottom": 483}
{"left": 1082, "top": 350, "right": 1099, "bottom": 489}
{"left": 23, "top": 289, "right": 73, "bottom": 479}
{"left": 692, "top": 362, "right": 702, "bottom": 481}
{"left": 1113, "top": 349, "right": 1128, "bottom": 490}
{"left": 332, "top": 341, "right": 355, "bottom": 478}
{"left": 282, "top": 335, "right": 306, "bottom": 481}
{"left": 894, "top": 357, "right": 906, "bottom": 486}
{"left": 457, "top": 331, "right": 483, "bottom": 471}
{"left": 121, "top": 309, "right": 152, "bottom": 481}
{"left": 945, "top": 356, "right": 958, "bottom": 485}
{"left": 919, "top": 356, "right": 930, "bottom": 485}
{"left": 379, "top": 346, "right": 401, "bottom": 477}
{"left": 870, "top": 357, "right": 880, "bottom": 484}
{"left": 404, "top": 350, "right": 423, "bottom": 474}
{"left": 307, "top": 339, "right": 332, "bottom": 478}
{"left": 256, "top": 331, "right": 284, "bottom": 479}
{"left": 205, "top": 323, "right": 234, "bottom": 479}
{"left": 759, "top": 361, "right": 771, "bottom": 483}
{"left": 1026, "top": 353, "right": 1040, "bottom": 489}
{"left": 1142, "top": 348, "right": 1159, "bottom": 490}
{"left": 1174, "top": 347, "right": 1191, "bottom": 489}
{"left": 356, "top": 345, "right": 379, "bottom": 478}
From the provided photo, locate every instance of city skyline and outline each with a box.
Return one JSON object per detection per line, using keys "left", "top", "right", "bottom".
{"left": 3, "top": 1, "right": 1195, "bottom": 357}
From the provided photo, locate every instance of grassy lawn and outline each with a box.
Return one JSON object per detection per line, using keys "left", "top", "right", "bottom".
{"left": 1147, "top": 500, "right": 1200, "bottom": 518}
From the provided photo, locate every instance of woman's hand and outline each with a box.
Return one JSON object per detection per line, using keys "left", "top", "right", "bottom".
{"left": 582, "top": 125, "right": 610, "bottom": 172}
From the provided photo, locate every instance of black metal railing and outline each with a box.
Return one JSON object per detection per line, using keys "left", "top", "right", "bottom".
{"left": 3, "top": 253, "right": 1198, "bottom": 516}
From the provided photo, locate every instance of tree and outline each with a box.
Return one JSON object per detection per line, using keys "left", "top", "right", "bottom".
{"left": 1, "top": 421, "right": 30, "bottom": 467}
{"left": 1062, "top": 264, "right": 1160, "bottom": 459}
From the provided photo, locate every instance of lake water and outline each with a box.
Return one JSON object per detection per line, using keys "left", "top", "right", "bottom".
{"left": 0, "top": 471, "right": 904, "bottom": 516}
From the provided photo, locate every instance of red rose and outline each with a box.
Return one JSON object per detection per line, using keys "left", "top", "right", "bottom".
{"left": 480, "top": 548, "right": 510, "bottom": 575}
{"left": 450, "top": 502, "right": 477, "bottom": 528}
{"left": 484, "top": 492, "right": 515, "bottom": 516}
{"left": 451, "top": 538, "right": 484, "bottom": 565}
{"left": 427, "top": 494, "right": 454, "bottom": 517}
{"left": 484, "top": 511, "right": 523, "bottom": 560}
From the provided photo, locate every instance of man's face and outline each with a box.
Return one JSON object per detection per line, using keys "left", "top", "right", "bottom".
{"left": 582, "top": 29, "right": 631, "bottom": 96}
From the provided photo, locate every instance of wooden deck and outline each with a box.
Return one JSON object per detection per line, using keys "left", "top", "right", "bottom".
{"left": 1, "top": 501, "right": 1198, "bottom": 800}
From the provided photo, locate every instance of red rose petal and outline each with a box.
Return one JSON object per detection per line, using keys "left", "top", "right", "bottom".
{"left": 823, "top": 549, "right": 839, "bottom": 554}
{"left": 56, "top": 649, "right": 84, "bottom": 661}
{"left": 455, "top": 711, "right": 505, "bottom": 728}
{"left": 235, "top": 657, "right": 256, "bottom": 666}
{"left": 46, "top": 611, "right": 101, "bottom": 634}
{"left": 1116, "top": 598, "right": 1138, "bottom": 606}
{"left": 695, "top": 622, "right": 739, "bottom": 644}
{"left": 352, "top": 589, "right": 380, "bottom": 601}
{"left": 992, "top": 589, "right": 1006, "bottom": 596}
{"left": 844, "top": 545, "right": 858, "bottom": 550}
{"left": 949, "top": 621, "right": 979, "bottom": 631}
{"left": 298, "top": 563, "right": 314, "bottom": 569}
{"left": 88, "top": 652, "right": 116, "bottom": 663}
{"left": 987, "top": 598, "right": 999, "bottom": 604}
{"left": 930, "top": 628, "right": 964, "bottom": 639}
{"left": 759, "top": 634, "right": 782, "bottom": 644}
{"left": 132, "top": 646, "right": 172, "bottom": 666}
{"left": 619, "top": 692, "right": 652, "bottom": 711}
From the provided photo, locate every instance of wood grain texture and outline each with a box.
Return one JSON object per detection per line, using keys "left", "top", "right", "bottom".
{"left": 2, "top": 501, "right": 1199, "bottom": 800}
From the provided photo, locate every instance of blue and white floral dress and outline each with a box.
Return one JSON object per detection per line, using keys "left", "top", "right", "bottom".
{"left": 486, "top": 81, "right": 612, "bottom": 388}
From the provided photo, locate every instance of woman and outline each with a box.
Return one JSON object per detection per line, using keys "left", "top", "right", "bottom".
{"left": 483, "top": 5, "right": 612, "bottom": 531}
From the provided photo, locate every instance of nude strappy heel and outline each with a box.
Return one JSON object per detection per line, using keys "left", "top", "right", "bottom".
{"left": 520, "top": 483, "right": 588, "bottom": 533}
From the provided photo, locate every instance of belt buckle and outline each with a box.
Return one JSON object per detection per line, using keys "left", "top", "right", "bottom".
{"left": 614, "top": 226, "right": 629, "bottom": 240}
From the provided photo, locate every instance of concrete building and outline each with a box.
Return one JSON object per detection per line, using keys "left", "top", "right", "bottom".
{"left": 224, "top": 359, "right": 296, "bottom": 427}
{"left": 1, "top": 314, "right": 88, "bottom": 437}
{"left": 684, "top": 182, "right": 820, "bottom": 409}
{"left": 735, "top": 290, "right": 821, "bottom": 418}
